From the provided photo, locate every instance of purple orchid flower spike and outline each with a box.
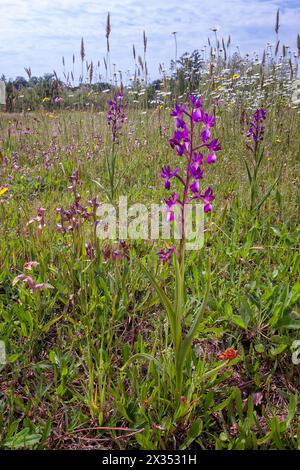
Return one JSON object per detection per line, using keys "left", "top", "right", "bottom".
{"left": 107, "top": 92, "right": 126, "bottom": 143}
{"left": 245, "top": 108, "right": 270, "bottom": 212}
{"left": 247, "top": 108, "right": 267, "bottom": 147}
{"left": 159, "top": 94, "right": 221, "bottom": 261}
{"left": 155, "top": 94, "right": 221, "bottom": 399}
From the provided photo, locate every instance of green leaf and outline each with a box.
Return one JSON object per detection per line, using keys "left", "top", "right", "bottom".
{"left": 242, "top": 157, "right": 252, "bottom": 184}
{"left": 140, "top": 262, "right": 176, "bottom": 341}
{"left": 41, "top": 315, "right": 62, "bottom": 333}
{"left": 93, "top": 179, "right": 110, "bottom": 199}
{"left": 202, "top": 360, "right": 233, "bottom": 382}
{"left": 40, "top": 417, "right": 52, "bottom": 445}
{"left": 255, "top": 343, "right": 265, "bottom": 353}
{"left": 4, "top": 428, "right": 42, "bottom": 449}
{"left": 286, "top": 395, "right": 298, "bottom": 428}
{"left": 270, "top": 343, "right": 288, "bottom": 356}
{"left": 254, "top": 167, "right": 282, "bottom": 212}
{"left": 232, "top": 315, "right": 247, "bottom": 330}
{"left": 174, "top": 257, "right": 185, "bottom": 353}
{"left": 239, "top": 296, "right": 252, "bottom": 326}
{"left": 180, "top": 419, "right": 203, "bottom": 450}
{"left": 120, "top": 353, "right": 165, "bottom": 373}
{"left": 213, "top": 395, "right": 233, "bottom": 412}
{"left": 177, "top": 262, "right": 210, "bottom": 376}
{"left": 277, "top": 316, "right": 300, "bottom": 329}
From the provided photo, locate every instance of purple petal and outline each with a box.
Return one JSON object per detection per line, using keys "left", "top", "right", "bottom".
{"left": 190, "top": 181, "right": 200, "bottom": 193}
{"left": 201, "top": 128, "right": 211, "bottom": 143}
{"left": 204, "top": 203, "right": 212, "bottom": 213}
{"left": 206, "top": 152, "right": 217, "bottom": 164}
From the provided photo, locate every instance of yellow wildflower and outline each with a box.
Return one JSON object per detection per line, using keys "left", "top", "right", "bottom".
{"left": 0, "top": 187, "right": 8, "bottom": 197}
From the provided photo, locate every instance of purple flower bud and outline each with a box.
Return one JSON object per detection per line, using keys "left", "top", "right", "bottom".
{"left": 158, "top": 245, "right": 176, "bottom": 262}
{"left": 206, "top": 152, "right": 217, "bottom": 164}
{"left": 204, "top": 203, "right": 212, "bottom": 213}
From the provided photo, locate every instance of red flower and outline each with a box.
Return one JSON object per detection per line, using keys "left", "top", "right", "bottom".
{"left": 218, "top": 348, "right": 238, "bottom": 360}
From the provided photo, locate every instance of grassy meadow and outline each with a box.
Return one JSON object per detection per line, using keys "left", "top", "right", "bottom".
{"left": 0, "top": 14, "right": 300, "bottom": 449}
{"left": 0, "top": 100, "right": 299, "bottom": 450}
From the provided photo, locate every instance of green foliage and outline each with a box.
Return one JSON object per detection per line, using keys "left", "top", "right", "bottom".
{"left": 0, "top": 98, "right": 299, "bottom": 449}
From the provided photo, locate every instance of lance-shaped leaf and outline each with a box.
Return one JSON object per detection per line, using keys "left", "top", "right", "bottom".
{"left": 140, "top": 262, "right": 176, "bottom": 341}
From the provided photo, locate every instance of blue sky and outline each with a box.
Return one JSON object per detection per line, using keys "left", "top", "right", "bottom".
{"left": 0, "top": 0, "right": 299, "bottom": 82}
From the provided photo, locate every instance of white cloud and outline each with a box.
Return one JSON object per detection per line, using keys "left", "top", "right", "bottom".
{"left": 0, "top": 0, "right": 299, "bottom": 80}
